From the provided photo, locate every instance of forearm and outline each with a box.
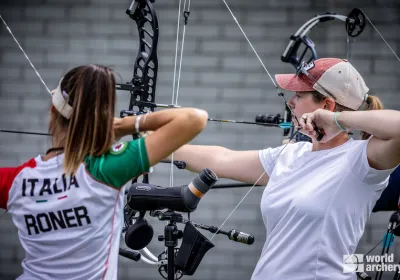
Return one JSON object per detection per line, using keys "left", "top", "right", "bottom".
{"left": 171, "top": 144, "right": 227, "bottom": 174}
{"left": 337, "top": 110, "right": 400, "bottom": 140}
{"left": 114, "top": 108, "right": 206, "bottom": 138}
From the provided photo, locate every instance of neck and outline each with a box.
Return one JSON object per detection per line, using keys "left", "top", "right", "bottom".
{"left": 311, "top": 132, "right": 349, "bottom": 152}
{"left": 43, "top": 130, "right": 67, "bottom": 161}
{"left": 52, "top": 130, "right": 67, "bottom": 148}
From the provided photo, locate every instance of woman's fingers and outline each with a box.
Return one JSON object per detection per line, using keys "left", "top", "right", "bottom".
{"left": 299, "top": 114, "right": 315, "bottom": 133}
{"left": 306, "top": 115, "right": 314, "bottom": 131}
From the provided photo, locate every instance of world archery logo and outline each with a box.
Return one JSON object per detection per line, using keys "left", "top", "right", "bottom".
{"left": 343, "top": 254, "right": 364, "bottom": 273}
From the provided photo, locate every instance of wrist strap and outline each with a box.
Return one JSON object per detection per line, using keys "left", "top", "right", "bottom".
{"left": 135, "top": 115, "right": 142, "bottom": 133}
{"left": 334, "top": 112, "right": 346, "bottom": 131}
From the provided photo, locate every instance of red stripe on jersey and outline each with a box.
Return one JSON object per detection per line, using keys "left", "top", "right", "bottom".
{"left": 0, "top": 158, "right": 36, "bottom": 209}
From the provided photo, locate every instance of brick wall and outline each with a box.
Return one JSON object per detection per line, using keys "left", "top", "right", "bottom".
{"left": 0, "top": 0, "right": 399, "bottom": 279}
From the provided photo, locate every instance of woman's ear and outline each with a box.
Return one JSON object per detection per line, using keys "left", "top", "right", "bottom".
{"left": 323, "top": 97, "right": 336, "bottom": 111}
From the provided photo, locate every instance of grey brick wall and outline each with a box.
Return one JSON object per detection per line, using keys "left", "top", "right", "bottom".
{"left": 0, "top": 0, "right": 399, "bottom": 279}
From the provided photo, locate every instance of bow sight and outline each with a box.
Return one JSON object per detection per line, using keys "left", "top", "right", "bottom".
{"left": 281, "top": 8, "right": 366, "bottom": 72}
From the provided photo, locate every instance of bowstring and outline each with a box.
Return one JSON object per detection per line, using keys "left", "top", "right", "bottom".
{"left": 209, "top": 0, "right": 303, "bottom": 240}
{"left": 169, "top": 0, "right": 183, "bottom": 189}
{"left": 175, "top": 0, "right": 190, "bottom": 105}
{"left": 210, "top": 129, "right": 301, "bottom": 241}
{"left": 0, "top": 15, "right": 51, "bottom": 94}
{"left": 169, "top": 0, "right": 190, "bottom": 189}
{"left": 364, "top": 14, "right": 400, "bottom": 62}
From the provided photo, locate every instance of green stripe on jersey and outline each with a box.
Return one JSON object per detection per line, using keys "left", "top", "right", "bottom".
{"left": 84, "top": 138, "right": 150, "bottom": 189}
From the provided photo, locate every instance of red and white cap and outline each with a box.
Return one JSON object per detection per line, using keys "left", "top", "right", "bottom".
{"left": 275, "top": 58, "right": 369, "bottom": 110}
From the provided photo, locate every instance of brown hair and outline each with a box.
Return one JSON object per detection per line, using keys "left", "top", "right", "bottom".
{"left": 311, "top": 91, "right": 384, "bottom": 140}
{"left": 49, "top": 64, "right": 116, "bottom": 175}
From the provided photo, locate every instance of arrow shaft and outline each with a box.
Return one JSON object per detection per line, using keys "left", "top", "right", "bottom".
{"left": 0, "top": 130, "right": 50, "bottom": 136}
{"left": 208, "top": 118, "right": 289, "bottom": 128}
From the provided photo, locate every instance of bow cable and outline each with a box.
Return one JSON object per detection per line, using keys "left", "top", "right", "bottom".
{"left": 169, "top": 0, "right": 191, "bottom": 188}
{"left": 364, "top": 14, "right": 400, "bottom": 62}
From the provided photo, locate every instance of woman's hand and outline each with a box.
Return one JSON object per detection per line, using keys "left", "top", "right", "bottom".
{"left": 298, "top": 109, "right": 344, "bottom": 143}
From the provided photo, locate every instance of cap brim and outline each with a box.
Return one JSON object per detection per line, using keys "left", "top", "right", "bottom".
{"left": 275, "top": 74, "right": 314, "bottom": 92}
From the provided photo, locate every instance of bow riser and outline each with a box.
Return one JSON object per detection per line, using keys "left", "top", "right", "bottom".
{"left": 128, "top": 0, "right": 159, "bottom": 114}
{"left": 116, "top": 0, "right": 159, "bottom": 116}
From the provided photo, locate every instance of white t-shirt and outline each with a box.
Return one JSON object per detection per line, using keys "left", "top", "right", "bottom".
{"left": 253, "top": 138, "right": 395, "bottom": 280}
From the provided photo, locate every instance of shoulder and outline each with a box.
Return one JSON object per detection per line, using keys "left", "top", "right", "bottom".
{"left": 347, "top": 138, "right": 368, "bottom": 149}
{"left": 259, "top": 141, "right": 311, "bottom": 157}
{"left": 85, "top": 139, "right": 147, "bottom": 162}
{"left": 0, "top": 158, "right": 37, "bottom": 209}
{"left": 84, "top": 139, "right": 150, "bottom": 189}
{"left": 0, "top": 158, "right": 37, "bottom": 179}
{"left": 259, "top": 141, "right": 311, "bottom": 153}
{"left": 346, "top": 138, "right": 396, "bottom": 186}
{"left": 258, "top": 141, "right": 311, "bottom": 175}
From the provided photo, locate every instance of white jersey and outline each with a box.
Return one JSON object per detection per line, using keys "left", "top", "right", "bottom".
{"left": 253, "top": 138, "right": 395, "bottom": 280}
{"left": 0, "top": 139, "right": 149, "bottom": 280}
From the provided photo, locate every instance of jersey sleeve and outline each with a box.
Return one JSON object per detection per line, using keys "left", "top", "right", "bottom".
{"left": 84, "top": 138, "right": 150, "bottom": 189}
{"left": 0, "top": 158, "right": 36, "bottom": 209}
{"left": 347, "top": 137, "right": 398, "bottom": 188}
{"left": 258, "top": 145, "right": 285, "bottom": 177}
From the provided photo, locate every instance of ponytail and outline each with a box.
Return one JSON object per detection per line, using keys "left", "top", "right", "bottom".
{"left": 49, "top": 64, "right": 116, "bottom": 175}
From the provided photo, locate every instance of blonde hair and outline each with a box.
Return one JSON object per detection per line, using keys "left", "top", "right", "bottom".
{"left": 49, "top": 64, "right": 116, "bottom": 175}
{"left": 311, "top": 91, "right": 384, "bottom": 140}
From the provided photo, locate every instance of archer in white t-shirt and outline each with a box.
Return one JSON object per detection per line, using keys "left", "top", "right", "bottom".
{"left": 170, "top": 58, "right": 400, "bottom": 279}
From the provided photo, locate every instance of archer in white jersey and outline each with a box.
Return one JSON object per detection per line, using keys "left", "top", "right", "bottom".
{"left": 166, "top": 58, "right": 400, "bottom": 279}
{"left": 1, "top": 140, "right": 149, "bottom": 280}
{"left": 0, "top": 64, "right": 209, "bottom": 280}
